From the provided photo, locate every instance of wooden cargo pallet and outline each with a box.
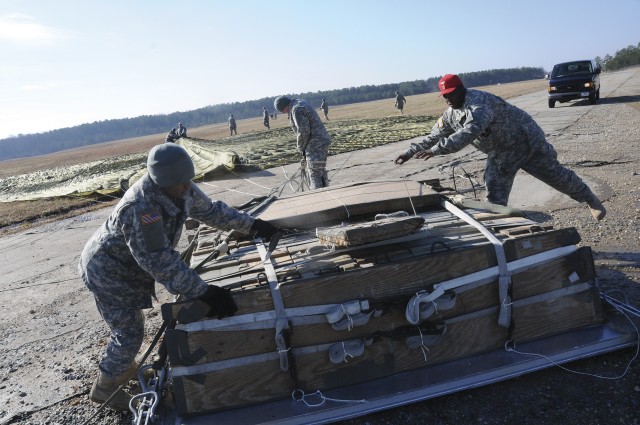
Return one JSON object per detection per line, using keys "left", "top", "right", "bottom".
{"left": 161, "top": 181, "right": 603, "bottom": 417}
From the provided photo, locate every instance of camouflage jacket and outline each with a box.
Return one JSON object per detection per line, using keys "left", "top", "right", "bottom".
{"left": 288, "top": 99, "right": 332, "bottom": 154}
{"left": 78, "top": 174, "right": 254, "bottom": 310}
{"left": 406, "top": 89, "right": 545, "bottom": 158}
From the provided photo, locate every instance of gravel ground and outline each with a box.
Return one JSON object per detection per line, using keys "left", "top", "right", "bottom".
{"left": 1, "top": 71, "right": 638, "bottom": 425}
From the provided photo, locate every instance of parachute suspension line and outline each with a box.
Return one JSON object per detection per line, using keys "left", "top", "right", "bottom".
{"left": 200, "top": 181, "right": 261, "bottom": 198}
{"left": 329, "top": 150, "right": 356, "bottom": 180}
{"left": 227, "top": 168, "right": 274, "bottom": 191}
{"left": 451, "top": 165, "right": 478, "bottom": 198}
{"left": 505, "top": 301, "right": 639, "bottom": 381}
{"left": 402, "top": 178, "right": 418, "bottom": 216}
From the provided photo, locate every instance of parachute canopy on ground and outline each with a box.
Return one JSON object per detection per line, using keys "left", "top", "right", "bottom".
{"left": 0, "top": 138, "right": 238, "bottom": 203}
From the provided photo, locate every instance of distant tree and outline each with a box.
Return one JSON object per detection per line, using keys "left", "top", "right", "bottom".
{"left": 602, "top": 42, "right": 640, "bottom": 71}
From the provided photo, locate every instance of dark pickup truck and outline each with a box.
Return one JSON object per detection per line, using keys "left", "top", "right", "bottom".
{"left": 547, "top": 59, "right": 601, "bottom": 108}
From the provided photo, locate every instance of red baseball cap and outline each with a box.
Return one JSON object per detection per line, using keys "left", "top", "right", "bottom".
{"left": 438, "top": 74, "right": 463, "bottom": 95}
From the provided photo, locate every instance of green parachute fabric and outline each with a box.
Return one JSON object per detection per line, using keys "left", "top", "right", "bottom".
{"left": 0, "top": 138, "right": 238, "bottom": 203}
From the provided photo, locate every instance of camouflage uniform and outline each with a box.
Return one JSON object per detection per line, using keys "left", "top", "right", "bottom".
{"left": 228, "top": 115, "right": 237, "bottom": 135}
{"left": 395, "top": 92, "right": 407, "bottom": 114}
{"left": 165, "top": 128, "right": 178, "bottom": 143}
{"left": 177, "top": 123, "right": 187, "bottom": 138}
{"left": 78, "top": 174, "right": 254, "bottom": 377}
{"left": 320, "top": 99, "right": 329, "bottom": 120}
{"left": 404, "top": 88, "right": 598, "bottom": 206}
{"left": 288, "top": 98, "right": 332, "bottom": 189}
{"left": 263, "top": 108, "right": 270, "bottom": 129}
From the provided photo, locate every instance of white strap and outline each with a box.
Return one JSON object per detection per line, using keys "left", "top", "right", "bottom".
{"left": 331, "top": 310, "right": 378, "bottom": 331}
{"left": 325, "top": 300, "right": 370, "bottom": 323}
{"left": 328, "top": 339, "right": 372, "bottom": 364}
{"left": 405, "top": 245, "right": 578, "bottom": 324}
{"left": 256, "top": 238, "right": 290, "bottom": 371}
{"left": 442, "top": 199, "right": 512, "bottom": 327}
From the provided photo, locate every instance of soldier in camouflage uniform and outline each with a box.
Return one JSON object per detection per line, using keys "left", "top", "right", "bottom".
{"left": 395, "top": 90, "right": 407, "bottom": 114}
{"left": 79, "top": 143, "right": 278, "bottom": 411}
{"left": 262, "top": 107, "right": 270, "bottom": 130}
{"left": 320, "top": 98, "right": 329, "bottom": 121}
{"left": 177, "top": 122, "right": 187, "bottom": 138}
{"left": 165, "top": 127, "right": 178, "bottom": 143}
{"left": 395, "top": 74, "right": 606, "bottom": 221}
{"left": 274, "top": 95, "right": 332, "bottom": 189}
{"left": 228, "top": 114, "right": 237, "bottom": 135}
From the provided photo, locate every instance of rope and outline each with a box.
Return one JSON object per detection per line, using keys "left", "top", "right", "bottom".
{"left": 200, "top": 181, "right": 261, "bottom": 198}
{"left": 329, "top": 150, "right": 356, "bottom": 180}
{"left": 401, "top": 178, "right": 418, "bottom": 216}
{"left": 292, "top": 389, "right": 367, "bottom": 407}
{"left": 505, "top": 301, "right": 639, "bottom": 380}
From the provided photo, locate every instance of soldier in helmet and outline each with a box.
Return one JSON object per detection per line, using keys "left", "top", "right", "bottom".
{"left": 79, "top": 143, "right": 279, "bottom": 411}
{"left": 395, "top": 73, "right": 606, "bottom": 221}
{"left": 274, "top": 95, "right": 332, "bottom": 189}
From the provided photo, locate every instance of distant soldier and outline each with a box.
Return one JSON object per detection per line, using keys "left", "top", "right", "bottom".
{"left": 262, "top": 107, "right": 270, "bottom": 130}
{"left": 165, "top": 128, "right": 178, "bottom": 143}
{"left": 274, "top": 95, "right": 332, "bottom": 189}
{"left": 395, "top": 91, "right": 407, "bottom": 114}
{"left": 79, "top": 143, "right": 279, "bottom": 411}
{"left": 395, "top": 74, "right": 606, "bottom": 221}
{"left": 177, "top": 122, "right": 187, "bottom": 138}
{"left": 320, "top": 98, "right": 329, "bottom": 121}
{"left": 228, "top": 114, "right": 237, "bottom": 136}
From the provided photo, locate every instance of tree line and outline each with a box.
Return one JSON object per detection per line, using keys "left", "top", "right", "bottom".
{"left": 596, "top": 42, "right": 640, "bottom": 71}
{"left": 0, "top": 67, "right": 544, "bottom": 161}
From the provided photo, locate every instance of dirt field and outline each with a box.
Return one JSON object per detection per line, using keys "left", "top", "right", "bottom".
{"left": 1, "top": 72, "right": 639, "bottom": 425}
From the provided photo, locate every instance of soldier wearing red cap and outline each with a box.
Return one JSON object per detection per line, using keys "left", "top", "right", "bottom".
{"left": 395, "top": 74, "right": 606, "bottom": 221}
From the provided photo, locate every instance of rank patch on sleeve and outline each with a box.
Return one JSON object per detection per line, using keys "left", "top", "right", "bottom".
{"left": 140, "top": 210, "right": 165, "bottom": 251}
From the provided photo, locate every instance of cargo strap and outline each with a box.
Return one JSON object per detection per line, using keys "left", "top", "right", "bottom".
{"left": 169, "top": 283, "right": 595, "bottom": 379}
{"left": 256, "top": 238, "right": 291, "bottom": 372}
{"left": 405, "top": 323, "right": 447, "bottom": 362}
{"left": 328, "top": 338, "right": 373, "bottom": 364}
{"left": 408, "top": 291, "right": 457, "bottom": 322}
{"left": 442, "top": 199, "right": 512, "bottom": 328}
{"left": 176, "top": 298, "right": 376, "bottom": 332}
{"left": 405, "top": 245, "right": 578, "bottom": 324}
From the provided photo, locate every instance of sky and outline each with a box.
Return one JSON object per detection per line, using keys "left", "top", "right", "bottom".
{"left": 1, "top": 0, "right": 639, "bottom": 140}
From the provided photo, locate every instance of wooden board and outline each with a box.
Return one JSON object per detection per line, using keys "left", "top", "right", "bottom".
{"left": 165, "top": 247, "right": 596, "bottom": 366}
{"left": 256, "top": 180, "right": 441, "bottom": 228}
{"left": 170, "top": 282, "right": 602, "bottom": 415}
{"left": 162, "top": 228, "right": 582, "bottom": 322}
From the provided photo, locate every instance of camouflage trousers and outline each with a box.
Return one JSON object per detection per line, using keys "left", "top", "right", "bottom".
{"left": 484, "top": 142, "right": 595, "bottom": 206}
{"left": 93, "top": 296, "right": 145, "bottom": 378}
{"left": 305, "top": 144, "right": 330, "bottom": 190}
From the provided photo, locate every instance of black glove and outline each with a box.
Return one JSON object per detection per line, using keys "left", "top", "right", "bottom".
{"left": 198, "top": 285, "right": 238, "bottom": 319}
{"left": 250, "top": 218, "right": 279, "bottom": 240}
